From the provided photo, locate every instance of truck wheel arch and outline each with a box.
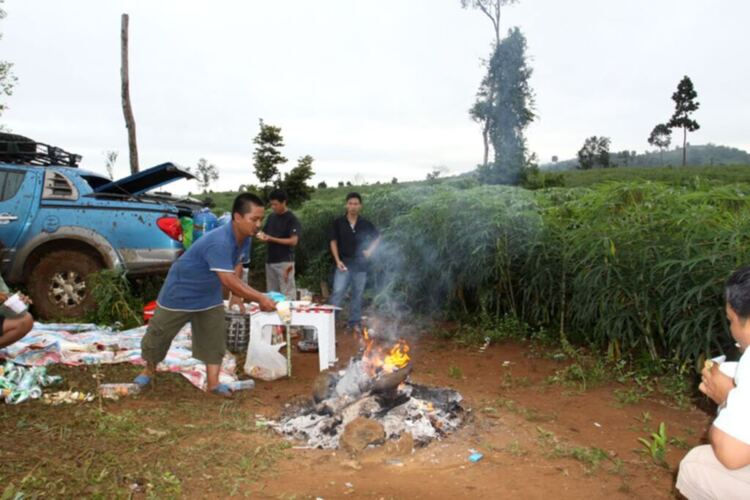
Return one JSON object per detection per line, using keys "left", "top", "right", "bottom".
{"left": 14, "top": 229, "right": 122, "bottom": 282}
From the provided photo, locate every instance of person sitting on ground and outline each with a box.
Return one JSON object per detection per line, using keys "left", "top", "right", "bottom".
{"left": 0, "top": 273, "right": 34, "bottom": 350}
{"left": 135, "top": 193, "right": 276, "bottom": 397}
{"left": 676, "top": 265, "right": 750, "bottom": 499}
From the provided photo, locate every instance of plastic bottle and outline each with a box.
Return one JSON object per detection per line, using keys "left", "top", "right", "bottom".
{"left": 228, "top": 379, "right": 255, "bottom": 391}
{"left": 98, "top": 383, "right": 141, "bottom": 398}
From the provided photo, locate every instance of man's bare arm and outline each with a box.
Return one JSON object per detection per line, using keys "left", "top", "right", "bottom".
{"left": 709, "top": 425, "right": 750, "bottom": 470}
{"left": 330, "top": 240, "right": 347, "bottom": 271}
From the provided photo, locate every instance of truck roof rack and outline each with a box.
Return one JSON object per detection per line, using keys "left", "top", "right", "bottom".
{"left": 0, "top": 133, "right": 81, "bottom": 167}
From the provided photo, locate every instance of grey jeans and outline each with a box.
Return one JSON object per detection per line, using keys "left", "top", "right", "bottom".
{"left": 266, "top": 262, "right": 296, "bottom": 300}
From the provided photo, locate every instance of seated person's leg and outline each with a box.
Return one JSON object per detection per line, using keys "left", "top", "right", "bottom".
{"left": 677, "top": 444, "right": 750, "bottom": 499}
{"left": 0, "top": 312, "right": 34, "bottom": 349}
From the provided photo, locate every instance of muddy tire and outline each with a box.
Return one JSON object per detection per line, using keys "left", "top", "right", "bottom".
{"left": 28, "top": 250, "right": 103, "bottom": 320}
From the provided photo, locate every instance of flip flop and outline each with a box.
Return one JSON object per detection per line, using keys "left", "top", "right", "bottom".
{"left": 133, "top": 374, "right": 152, "bottom": 388}
{"left": 209, "top": 383, "right": 234, "bottom": 398}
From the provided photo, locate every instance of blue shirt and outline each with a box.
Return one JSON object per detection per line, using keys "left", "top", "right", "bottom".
{"left": 157, "top": 221, "right": 250, "bottom": 311}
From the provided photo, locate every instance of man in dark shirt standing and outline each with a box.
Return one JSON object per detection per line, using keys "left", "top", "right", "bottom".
{"left": 328, "top": 192, "right": 380, "bottom": 333}
{"left": 258, "top": 189, "right": 301, "bottom": 300}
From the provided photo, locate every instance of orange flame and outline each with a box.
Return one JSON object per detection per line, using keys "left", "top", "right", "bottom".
{"left": 361, "top": 327, "right": 411, "bottom": 376}
{"left": 382, "top": 340, "right": 410, "bottom": 373}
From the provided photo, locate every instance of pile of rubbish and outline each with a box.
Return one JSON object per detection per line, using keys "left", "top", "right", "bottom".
{"left": 0, "top": 362, "right": 62, "bottom": 404}
{"left": 0, "top": 322, "right": 238, "bottom": 393}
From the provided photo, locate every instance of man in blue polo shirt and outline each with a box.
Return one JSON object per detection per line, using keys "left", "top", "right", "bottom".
{"left": 136, "top": 193, "right": 275, "bottom": 397}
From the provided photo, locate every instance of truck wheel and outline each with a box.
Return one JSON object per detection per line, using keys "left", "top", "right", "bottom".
{"left": 29, "top": 250, "right": 103, "bottom": 320}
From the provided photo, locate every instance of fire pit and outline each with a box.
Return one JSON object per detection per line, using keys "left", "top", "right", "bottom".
{"left": 270, "top": 329, "right": 466, "bottom": 450}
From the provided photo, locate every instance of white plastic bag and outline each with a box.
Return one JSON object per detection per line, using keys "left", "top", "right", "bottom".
{"left": 244, "top": 341, "right": 287, "bottom": 381}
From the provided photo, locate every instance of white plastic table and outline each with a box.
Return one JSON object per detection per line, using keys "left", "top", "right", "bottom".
{"left": 246, "top": 303, "right": 338, "bottom": 372}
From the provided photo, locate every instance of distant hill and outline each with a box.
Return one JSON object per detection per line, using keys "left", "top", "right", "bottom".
{"left": 542, "top": 144, "right": 750, "bottom": 171}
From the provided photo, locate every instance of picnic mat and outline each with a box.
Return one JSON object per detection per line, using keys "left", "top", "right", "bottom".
{"left": 0, "top": 323, "right": 238, "bottom": 390}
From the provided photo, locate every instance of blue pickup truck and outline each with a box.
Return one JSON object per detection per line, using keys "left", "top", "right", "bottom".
{"left": 0, "top": 134, "right": 198, "bottom": 319}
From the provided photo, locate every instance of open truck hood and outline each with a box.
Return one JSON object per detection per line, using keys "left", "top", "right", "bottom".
{"left": 93, "top": 162, "right": 194, "bottom": 195}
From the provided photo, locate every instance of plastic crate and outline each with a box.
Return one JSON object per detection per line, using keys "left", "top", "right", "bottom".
{"left": 225, "top": 311, "right": 250, "bottom": 354}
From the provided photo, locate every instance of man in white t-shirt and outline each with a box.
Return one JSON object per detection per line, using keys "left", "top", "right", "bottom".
{"left": 676, "top": 266, "right": 750, "bottom": 499}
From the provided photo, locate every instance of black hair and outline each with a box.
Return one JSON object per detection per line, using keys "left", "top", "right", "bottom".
{"left": 346, "top": 192, "right": 362, "bottom": 203}
{"left": 726, "top": 266, "right": 750, "bottom": 320}
{"left": 268, "top": 189, "right": 288, "bottom": 203}
{"left": 232, "top": 192, "right": 264, "bottom": 217}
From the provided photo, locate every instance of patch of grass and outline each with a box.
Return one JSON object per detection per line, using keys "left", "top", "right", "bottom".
{"left": 546, "top": 358, "right": 611, "bottom": 392}
{"left": 669, "top": 436, "right": 691, "bottom": 450}
{"left": 0, "top": 366, "right": 292, "bottom": 497}
{"left": 504, "top": 440, "right": 528, "bottom": 457}
{"left": 490, "top": 398, "right": 556, "bottom": 423}
{"left": 448, "top": 365, "right": 463, "bottom": 380}
{"left": 500, "top": 371, "right": 532, "bottom": 390}
{"left": 536, "top": 426, "right": 612, "bottom": 474}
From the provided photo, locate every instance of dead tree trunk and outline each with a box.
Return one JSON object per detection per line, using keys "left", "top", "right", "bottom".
{"left": 121, "top": 13, "right": 139, "bottom": 174}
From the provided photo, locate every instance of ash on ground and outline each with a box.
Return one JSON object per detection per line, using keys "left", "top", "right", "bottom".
{"left": 270, "top": 359, "right": 466, "bottom": 450}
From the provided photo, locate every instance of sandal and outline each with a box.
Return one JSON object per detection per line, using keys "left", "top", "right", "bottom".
{"left": 209, "top": 383, "right": 234, "bottom": 398}
{"left": 133, "top": 374, "right": 152, "bottom": 388}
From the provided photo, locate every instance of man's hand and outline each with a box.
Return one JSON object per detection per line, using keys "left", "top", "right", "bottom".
{"left": 19, "top": 294, "right": 32, "bottom": 305}
{"left": 0, "top": 292, "right": 8, "bottom": 303}
{"left": 700, "top": 363, "right": 735, "bottom": 406}
{"left": 336, "top": 260, "right": 348, "bottom": 272}
{"left": 257, "top": 231, "right": 270, "bottom": 242}
{"left": 259, "top": 295, "right": 276, "bottom": 312}
{"left": 283, "top": 264, "right": 294, "bottom": 283}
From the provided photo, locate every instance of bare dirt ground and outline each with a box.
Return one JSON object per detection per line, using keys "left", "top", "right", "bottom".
{"left": 0, "top": 330, "right": 711, "bottom": 499}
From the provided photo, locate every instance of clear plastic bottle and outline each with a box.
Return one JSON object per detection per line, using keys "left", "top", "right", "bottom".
{"left": 228, "top": 379, "right": 255, "bottom": 391}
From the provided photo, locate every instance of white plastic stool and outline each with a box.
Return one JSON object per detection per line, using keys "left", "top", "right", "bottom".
{"left": 248, "top": 305, "right": 337, "bottom": 372}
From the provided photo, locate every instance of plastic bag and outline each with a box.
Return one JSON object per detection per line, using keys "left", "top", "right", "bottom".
{"left": 244, "top": 342, "right": 287, "bottom": 381}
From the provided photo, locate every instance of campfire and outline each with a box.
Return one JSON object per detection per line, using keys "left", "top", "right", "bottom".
{"left": 271, "top": 327, "right": 465, "bottom": 451}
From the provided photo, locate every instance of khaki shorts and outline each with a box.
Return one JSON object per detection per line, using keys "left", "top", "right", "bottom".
{"left": 676, "top": 444, "right": 750, "bottom": 499}
{"left": 266, "top": 262, "right": 296, "bottom": 300}
{"left": 141, "top": 305, "right": 226, "bottom": 365}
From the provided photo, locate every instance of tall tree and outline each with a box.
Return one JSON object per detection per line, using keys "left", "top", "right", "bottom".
{"left": 577, "top": 136, "right": 611, "bottom": 170}
{"left": 460, "top": 0, "right": 518, "bottom": 46}
{"left": 193, "top": 158, "right": 219, "bottom": 193}
{"left": 462, "top": 0, "right": 518, "bottom": 168}
{"left": 478, "top": 27, "right": 535, "bottom": 185}
{"left": 0, "top": 0, "right": 17, "bottom": 123}
{"left": 647, "top": 123, "right": 672, "bottom": 166}
{"left": 666, "top": 76, "right": 700, "bottom": 167}
{"left": 120, "top": 13, "right": 139, "bottom": 174}
{"left": 252, "top": 119, "right": 287, "bottom": 194}
{"left": 282, "top": 155, "right": 315, "bottom": 207}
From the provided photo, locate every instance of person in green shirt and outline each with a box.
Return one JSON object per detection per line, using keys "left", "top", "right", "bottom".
{"left": 0, "top": 274, "right": 34, "bottom": 349}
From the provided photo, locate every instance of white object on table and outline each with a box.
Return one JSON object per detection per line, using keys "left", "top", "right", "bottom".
{"left": 247, "top": 304, "right": 338, "bottom": 372}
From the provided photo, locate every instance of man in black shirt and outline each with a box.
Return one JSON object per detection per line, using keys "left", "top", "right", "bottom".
{"left": 258, "top": 190, "right": 301, "bottom": 299}
{"left": 328, "top": 192, "right": 380, "bottom": 332}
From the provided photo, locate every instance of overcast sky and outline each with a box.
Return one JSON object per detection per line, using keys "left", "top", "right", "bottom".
{"left": 2, "top": 0, "right": 748, "bottom": 193}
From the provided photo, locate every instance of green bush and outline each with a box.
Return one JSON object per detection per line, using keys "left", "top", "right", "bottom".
{"left": 290, "top": 179, "right": 750, "bottom": 367}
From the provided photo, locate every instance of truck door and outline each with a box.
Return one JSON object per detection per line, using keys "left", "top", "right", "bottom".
{"left": 0, "top": 166, "right": 36, "bottom": 249}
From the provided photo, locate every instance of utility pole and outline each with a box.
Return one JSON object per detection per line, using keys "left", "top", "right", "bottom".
{"left": 121, "top": 13, "right": 139, "bottom": 174}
